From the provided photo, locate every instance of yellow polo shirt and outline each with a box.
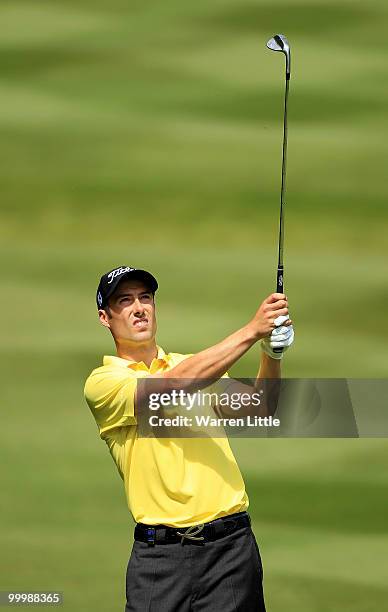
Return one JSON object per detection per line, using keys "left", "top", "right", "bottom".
{"left": 84, "top": 346, "right": 249, "bottom": 527}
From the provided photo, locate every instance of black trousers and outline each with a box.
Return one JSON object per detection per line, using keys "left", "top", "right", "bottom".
{"left": 125, "top": 523, "right": 266, "bottom": 611}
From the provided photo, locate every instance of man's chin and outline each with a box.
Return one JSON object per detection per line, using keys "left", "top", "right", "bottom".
{"left": 129, "top": 331, "right": 154, "bottom": 343}
{"left": 115, "top": 327, "right": 156, "bottom": 345}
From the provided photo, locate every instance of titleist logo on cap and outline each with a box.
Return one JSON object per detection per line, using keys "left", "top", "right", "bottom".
{"left": 107, "top": 266, "right": 135, "bottom": 284}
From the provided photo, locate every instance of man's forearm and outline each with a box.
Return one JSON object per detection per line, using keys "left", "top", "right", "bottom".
{"left": 256, "top": 351, "right": 281, "bottom": 382}
{"left": 213, "top": 351, "right": 282, "bottom": 418}
{"left": 164, "top": 323, "right": 259, "bottom": 385}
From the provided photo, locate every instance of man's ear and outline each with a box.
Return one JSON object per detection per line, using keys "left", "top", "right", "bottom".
{"left": 98, "top": 309, "right": 111, "bottom": 328}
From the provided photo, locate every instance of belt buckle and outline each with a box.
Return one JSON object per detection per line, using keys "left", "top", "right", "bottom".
{"left": 176, "top": 524, "right": 205, "bottom": 545}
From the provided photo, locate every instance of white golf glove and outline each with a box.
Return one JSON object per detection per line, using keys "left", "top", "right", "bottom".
{"left": 261, "top": 315, "right": 294, "bottom": 360}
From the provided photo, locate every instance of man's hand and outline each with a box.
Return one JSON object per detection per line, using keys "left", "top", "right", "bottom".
{"left": 248, "top": 293, "right": 291, "bottom": 340}
{"left": 261, "top": 314, "right": 294, "bottom": 360}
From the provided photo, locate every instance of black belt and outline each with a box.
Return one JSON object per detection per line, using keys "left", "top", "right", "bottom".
{"left": 134, "top": 511, "right": 251, "bottom": 546}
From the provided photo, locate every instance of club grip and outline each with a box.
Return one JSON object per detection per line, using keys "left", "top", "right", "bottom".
{"left": 274, "top": 266, "right": 284, "bottom": 354}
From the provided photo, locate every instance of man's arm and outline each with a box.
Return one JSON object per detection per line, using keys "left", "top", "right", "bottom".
{"left": 135, "top": 293, "right": 289, "bottom": 411}
{"left": 211, "top": 316, "right": 294, "bottom": 418}
{"left": 257, "top": 351, "right": 281, "bottom": 381}
{"left": 164, "top": 292, "right": 288, "bottom": 382}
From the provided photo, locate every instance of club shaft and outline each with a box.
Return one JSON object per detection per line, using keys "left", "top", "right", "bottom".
{"left": 277, "top": 74, "right": 289, "bottom": 274}
{"left": 274, "top": 65, "right": 290, "bottom": 353}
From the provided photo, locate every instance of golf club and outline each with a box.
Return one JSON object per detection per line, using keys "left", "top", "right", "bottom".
{"left": 266, "top": 34, "right": 291, "bottom": 353}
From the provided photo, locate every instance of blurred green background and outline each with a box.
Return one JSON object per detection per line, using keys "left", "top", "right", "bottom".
{"left": 1, "top": 0, "right": 387, "bottom": 610}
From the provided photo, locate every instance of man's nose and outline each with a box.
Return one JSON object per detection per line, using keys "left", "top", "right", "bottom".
{"left": 133, "top": 298, "right": 144, "bottom": 315}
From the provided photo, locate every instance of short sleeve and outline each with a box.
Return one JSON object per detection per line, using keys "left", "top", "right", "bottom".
{"left": 84, "top": 368, "right": 138, "bottom": 438}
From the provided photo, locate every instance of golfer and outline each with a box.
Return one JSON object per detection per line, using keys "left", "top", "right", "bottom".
{"left": 84, "top": 265, "right": 294, "bottom": 611}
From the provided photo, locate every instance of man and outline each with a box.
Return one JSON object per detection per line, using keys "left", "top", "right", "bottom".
{"left": 84, "top": 265, "right": 294, "bottom": 611}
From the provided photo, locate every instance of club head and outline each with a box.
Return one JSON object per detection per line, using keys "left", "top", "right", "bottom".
{"left": 267, "top": 34, "right": 291, "bottom": 78}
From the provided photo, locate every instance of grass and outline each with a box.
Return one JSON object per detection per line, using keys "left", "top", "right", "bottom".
{"left": 1, "top": 0, "right": 387, "bottom": 610}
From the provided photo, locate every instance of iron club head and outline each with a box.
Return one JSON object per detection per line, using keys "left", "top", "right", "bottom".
{"left": 267, "top": 34, "right": 291, "bottom": 78}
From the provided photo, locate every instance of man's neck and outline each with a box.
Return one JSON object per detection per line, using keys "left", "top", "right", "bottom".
{"left": 116, "top": 341, "right": 158, "bottom": 368}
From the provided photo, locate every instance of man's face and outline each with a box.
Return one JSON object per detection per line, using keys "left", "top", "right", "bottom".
{"left": 98, "top": 279, "right": 157, "bottom": 344}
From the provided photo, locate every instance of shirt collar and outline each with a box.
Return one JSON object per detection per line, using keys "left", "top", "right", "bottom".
{"left": 103, "top": 346, "right": 170, "bottom": 373}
